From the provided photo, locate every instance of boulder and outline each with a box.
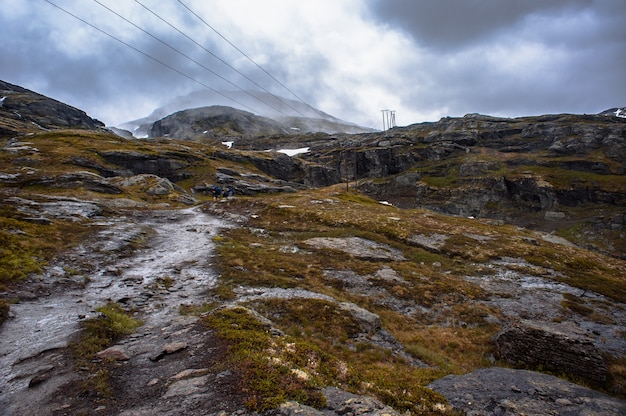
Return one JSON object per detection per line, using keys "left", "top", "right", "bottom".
{"left": 493, "top": 320, "right": 608, "bottom": 384}
{"left": 429, "top": 367, "right": 626, "bottom": 416}
{"left": 96, "top": 345, "right": 130, "bottom": 361}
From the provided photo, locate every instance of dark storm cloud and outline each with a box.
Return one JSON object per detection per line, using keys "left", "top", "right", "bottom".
{"left": 365, "top": 0, "right": 626, "bottom": 119}
{"left": 367, "top": 0, "right": 597, "bottom": 49}
{"left": 1, "top": 1, "right": 624, "bottom": 128}
{"left": 1, "top": 1, "right": 254, "bottom": 123}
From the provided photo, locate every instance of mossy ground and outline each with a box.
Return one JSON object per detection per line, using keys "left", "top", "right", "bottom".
{"left": 195, "top": 188, "right": 623, "bottom": 412}
{"left": 69, "top": 302, "right": 141, "bottom": 397}
{"left": 2, "top": 126, "right": 625, "bottom": 412}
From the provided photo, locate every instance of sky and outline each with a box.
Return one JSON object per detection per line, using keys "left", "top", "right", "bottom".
{"left": 1, "top": 0, "right": 625, "bottom": 130}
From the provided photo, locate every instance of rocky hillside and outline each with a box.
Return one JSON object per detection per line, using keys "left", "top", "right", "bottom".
{"left": 0, "top": 80, "right": 105, "bottom": 137}
{"left": 214, "top": 112, "right": 626, "bottom": 259}
{"left": 120, "top": 89, "right": 374, "bottom": 137}
{"left": 149, "top": 106, "right": 291, "bottom": 140}
{"left": 1, "top": 81, "right": 625, "bottom": 415}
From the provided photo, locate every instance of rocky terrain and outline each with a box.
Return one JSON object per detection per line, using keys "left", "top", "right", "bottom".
{"left": 1, "top": 80, "right": 625, "bottom": 415}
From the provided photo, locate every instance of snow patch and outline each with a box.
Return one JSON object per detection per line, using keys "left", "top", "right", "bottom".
{"left": 277, "top": 147, "right": 309, "bottom": 156}
{"left": 0, "top": 96, "right": 6, "bottom": 107}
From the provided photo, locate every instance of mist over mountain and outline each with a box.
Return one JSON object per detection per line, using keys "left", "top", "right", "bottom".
{"left": 119, "top": 89, "right": 374, "bottom": 138}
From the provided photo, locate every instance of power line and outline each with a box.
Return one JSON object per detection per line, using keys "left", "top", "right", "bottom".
{"left": 91, "top": 0, "right": 291, "bottom": 117}
{"left": 176, "top": 0, "right": 309, "bottom": 106}
{"left": 43, "top": 0, "right": 257, "bottom": 113}
{"left": 134, "top": 0, "right": 308, "bottom": 118}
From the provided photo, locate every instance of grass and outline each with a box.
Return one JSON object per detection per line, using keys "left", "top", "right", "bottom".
{"left": 204, "top": 306, "right": 330, "bottom": 411}
{"left": 204, "top": 305, "right": 453, "bottom": 414}
{"left": 70, "top": 302, "right": 141, "bottom": 397}
{"left": 2, "top": 123, "right": 625, "bottom": 411}
{"left": 203, "top": 187, "right": 626, "bottom": 411}
{"left": 0, "top": 203, "right": 94, "bottom": 323}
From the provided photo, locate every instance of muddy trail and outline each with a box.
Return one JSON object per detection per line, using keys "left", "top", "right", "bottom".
{"left": 0, "top": 207, "right": 244, "bottom": 416}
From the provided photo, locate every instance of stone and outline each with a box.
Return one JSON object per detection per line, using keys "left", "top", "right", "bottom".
{"left": 338, "top": 302, "right": 381, "bottom": 334}
{"left": 163, "top": 342, "right": 187, "bottom": 354}
{"left": 28, "top": 365, "right": 55, "bottom": 388}
{"left": 406, "top": 233, "right": 448, "bottom": 253}
{"left": 303, "top": 237, "right": 406, "bottom": 261}
{"left": 170, "top": 368, "right": 208, "bottom": 381}
{"left": 273, "top": 401, "right": 324, "bottom": 416}
{"left": 322, "top": 387, "right": 403, "bottom": 416}
{"left": 162, "top": 375, "right": 209, "bottom": 398}
{"left": 429, "top": 367, "right": 626, "bottom": 416}
{"left": 96, "top": 345, "right": 130, "bottom": 361}
{"left": 493, "top": 320, "right": 608, "bottom": 384}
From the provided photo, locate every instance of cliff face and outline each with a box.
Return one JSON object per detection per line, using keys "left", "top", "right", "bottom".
{"left": 293, "top": 114, "right": 626, "bottom": 257}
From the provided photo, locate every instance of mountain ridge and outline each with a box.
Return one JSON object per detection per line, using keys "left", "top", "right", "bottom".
{"left": 119, "top": 89, "right": 374, "bottom": 137}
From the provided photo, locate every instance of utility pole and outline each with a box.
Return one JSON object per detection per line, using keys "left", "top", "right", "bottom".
{"left": 381, "top": 109, "right": 396, "bottom": 131}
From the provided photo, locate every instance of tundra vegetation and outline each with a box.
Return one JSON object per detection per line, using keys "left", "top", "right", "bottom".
{"left": 1, "top": 114, "right": 625, "bottom": 413}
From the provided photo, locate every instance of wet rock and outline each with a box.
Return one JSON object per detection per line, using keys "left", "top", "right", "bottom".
{"left": 303, "top": 237, "right": 406, "bottom": 261}
{"left": 28, "top": 365, "right": 55, "bottom": 388}
{"left": 493, "top": 320, "right": 608, "bottom": 384}
{"left": 406, "top": 233, "right": 448, "bottom": 253}
{"left": 163, "top": 342, "right": 188, "bottom": 355}
{"left": 96, "top": 345, "right": 130, "bottom": 361}
{"left": 428, "top": 367, "right": 626, "bottom": 416}
{"left": 8, "top": 196, "right": 103, "bottom": 221}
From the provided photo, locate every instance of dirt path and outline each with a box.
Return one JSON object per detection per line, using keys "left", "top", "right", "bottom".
{"left": 0, "top": 206, "right": 241, "bottom": 415}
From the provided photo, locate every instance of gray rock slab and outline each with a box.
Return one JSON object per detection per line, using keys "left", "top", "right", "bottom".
{"left": 429, "top": 367, "right": 626, "bottom": 416}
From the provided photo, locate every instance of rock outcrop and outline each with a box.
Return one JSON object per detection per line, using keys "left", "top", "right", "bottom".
{"left": 493, "top": 320, "right": 609, "bottom": 384}
{"left": 0, "top": 80, "right": 105, "bottom": 136}
{"left": 429, "top": 367, "right": 626, "bottom": 416}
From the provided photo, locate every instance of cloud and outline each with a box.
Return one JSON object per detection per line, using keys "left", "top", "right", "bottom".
{"left": 365, "top": 0, "right": 626, "bottom": 121}
{"left": 1, "top": 0, "right": 624, "bottom": 129}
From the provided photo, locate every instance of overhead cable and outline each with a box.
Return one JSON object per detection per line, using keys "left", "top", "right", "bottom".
{"left": 91, "top": 0, "right": 291, "bottom": 117}
{"left": 134, "top": 0, "right": 307, "bottom": 117}
{"left": 176, "top": 0, "right": 309, "bottom": 106}
{"left": 43, "top": 0, "right": 257, "bottom": 113}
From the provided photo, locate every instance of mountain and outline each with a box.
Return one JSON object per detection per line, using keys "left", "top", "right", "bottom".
{"left": 118, "top": 89, "right": 374, "bottom": 137}
{"left": 149, "top": 105, "right": 290, "bottom": 140}
{"left": 599, "top": 107, "right": 626, "bottom": 118}
{"left": 0, "top": 80, "right": 105, "bottom": 137}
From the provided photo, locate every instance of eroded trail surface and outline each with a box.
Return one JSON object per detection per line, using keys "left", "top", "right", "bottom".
{"left": 0, "top": 207, "right": 239, "bottom": 415}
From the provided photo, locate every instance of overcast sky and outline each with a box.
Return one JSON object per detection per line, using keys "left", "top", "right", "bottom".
{"left": 2, "top": 0, "right": 625, "bottom": 129}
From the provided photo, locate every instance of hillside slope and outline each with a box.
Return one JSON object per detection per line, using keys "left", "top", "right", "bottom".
{"left": 1, "top": 81, "right": 625, "bottom": 415}
{"left": 120, "top": 89, "right": 374, "bottom": 137}
{"left": 0, "top": 80, "right": 105, "bottom": 137}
